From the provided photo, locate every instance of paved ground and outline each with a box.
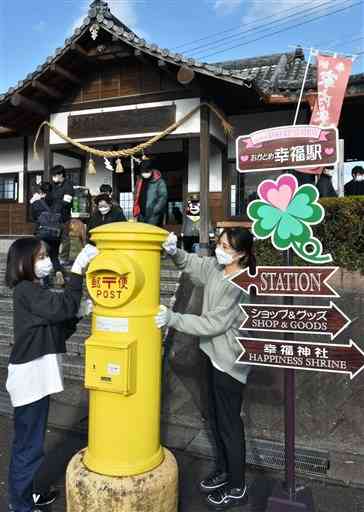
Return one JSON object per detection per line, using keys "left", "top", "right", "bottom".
{"left": 1, "top": 415, "right": 364, "bottom": 512}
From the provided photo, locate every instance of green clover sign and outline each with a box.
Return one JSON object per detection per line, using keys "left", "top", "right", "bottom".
{"left": 247, "top": 174, "right": 332, "bottom": 264}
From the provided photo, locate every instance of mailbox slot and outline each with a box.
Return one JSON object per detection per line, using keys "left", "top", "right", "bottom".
{"left": 85, "top": 336, "right": 137, "bottom": 395}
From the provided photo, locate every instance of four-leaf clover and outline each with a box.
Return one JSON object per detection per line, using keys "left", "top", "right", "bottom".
{"left": 248, "top": 174, "right": 332, "bottom": 264}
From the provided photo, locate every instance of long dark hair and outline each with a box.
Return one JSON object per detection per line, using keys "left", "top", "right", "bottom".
{"left": 219, "top": 228, "right": 256, "bottom": 274}
{"left": 5, "top": 238, "right": 42, "bottom": 288}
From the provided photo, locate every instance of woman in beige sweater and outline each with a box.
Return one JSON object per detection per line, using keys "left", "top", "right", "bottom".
{"left": 156, "top": 228, "right": 255, "bottom": 511}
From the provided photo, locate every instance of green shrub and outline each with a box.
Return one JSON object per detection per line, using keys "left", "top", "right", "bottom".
{"left": 254, "top": 197, "right": 364, "bottom": 272}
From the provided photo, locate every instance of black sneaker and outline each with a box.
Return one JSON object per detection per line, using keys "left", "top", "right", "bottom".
{"left": 32, "top": 489, "right": 59, "bottom": 507}
{"left": 206, "top": 485, "right": 248, "bottom": 510}
{"left": 200, "top": 471, "right": 229, "bottom": 493}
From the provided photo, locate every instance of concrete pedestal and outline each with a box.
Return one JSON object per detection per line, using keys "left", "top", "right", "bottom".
{"left": 66, "top": 448, "right": 178, "bottom": 512}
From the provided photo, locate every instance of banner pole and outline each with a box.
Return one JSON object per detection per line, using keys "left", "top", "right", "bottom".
{"left": 293, "top": 48, "right": 314, "bottom": 126}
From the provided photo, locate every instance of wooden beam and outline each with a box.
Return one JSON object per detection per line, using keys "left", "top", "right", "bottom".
{"left": 199, "top": 104, "right": 210, "bottom": 256}
{"left": 88, "top": 44, "right": 132, "bottom": 59}
{"left": 53, "top": 148, "right": 83, "bottom": 160}
{"left": 51, "top": 64, "right": 82, "bottom": 85}
{"left": 0, "top": 126, "right": 16, "bottom": 135}
{"left": 32, "top": 80, "right": 62, "bottom": 100}
{"left": 10, "top": 93, "right": 48, "bottom": 117}
{"left": 71, "top": 42, "right": 90, "bottom": 59}
{"left": 134, "top": 48, "right": 149, "bottom": 64}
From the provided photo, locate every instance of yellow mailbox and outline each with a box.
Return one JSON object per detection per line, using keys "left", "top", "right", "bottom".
{"left": 83, "top": 221, "right": 168, "bottom": 477}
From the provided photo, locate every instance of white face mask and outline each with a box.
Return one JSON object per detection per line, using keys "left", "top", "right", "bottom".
{"left": 215, "top": 247, "right": 236, "bottom": 266}
{"left": 99, "top": 206, "right": 111, "bottom": 215}
{"left": 141, "top": 172, "right": 152, "bottom": 179}
{"left": 34, "top": 257, "right": 53, "bottom": 279}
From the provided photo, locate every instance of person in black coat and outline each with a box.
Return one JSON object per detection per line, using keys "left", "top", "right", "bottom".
{"left": 87, "top": 194, "right": 126, "bottom": 236}
{"left": 5, "top": 238, "right": 98, "bottom": 512}
{"left": 48, "top": 165, "right": 75, "bottom": 271}
{"left": 48, "top": 166, "right": 74, "bottom": 223}
{"left": 30, "top": 182, "right": 64, "bottom": 286}
{"left": 316, "top": 167, "right": 338, "bottom": 198}
{"left": 344, "top": 166, "right": 364, "bottom": 196}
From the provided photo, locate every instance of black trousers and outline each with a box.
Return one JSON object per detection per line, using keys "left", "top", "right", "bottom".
{"left": 8, "top": 396, "right": 50, "bottom": 512}
{"left": 206, "top": 357, "right": 246, "bottom": 488}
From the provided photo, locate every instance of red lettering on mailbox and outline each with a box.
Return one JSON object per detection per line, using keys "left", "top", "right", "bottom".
{"left": 118, "top": 276, "right": 128, "bottom": 290}
{"left": 102, "top": 276, "right": 117, "bottom": 289}
{"left": 91, "top": 276, "right": 101, "bottom": 288}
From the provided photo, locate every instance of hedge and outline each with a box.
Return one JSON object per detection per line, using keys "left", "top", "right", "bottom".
{"left": 254, "top": 196, "right": 364, "bottom": 273}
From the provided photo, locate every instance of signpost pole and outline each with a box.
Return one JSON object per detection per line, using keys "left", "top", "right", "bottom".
{"left": 284, "top": 249, "right": 296, "bottom": 500}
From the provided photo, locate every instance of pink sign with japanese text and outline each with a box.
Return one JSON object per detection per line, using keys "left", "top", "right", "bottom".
{"left": 236, "top": 125, "right": 338, "bottom": 173}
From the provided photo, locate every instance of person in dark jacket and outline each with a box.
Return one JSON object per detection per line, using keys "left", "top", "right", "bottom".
{"left": 30, "top": 182, "right": 64, "bottom": 287}
{"left": 344, "top": 165, "right": 364, "bottom": 196}
{"left": 48, "top": 166, "right": 74, "bottom": 223}
{"left": 87, "top": 194, "right": 126, "bottom": 235}
{"left": 5, "top": 238, "right": 98, "bottom": 512}
{"left": 99, "top": 183, "right": 125, "bottom": 217}
{"left": 316, "top": 166, "right": 338, "bottom": 198}
{"left": 48, "top": 166, "right": 75, "bottom": 275}
{"left": 133, "top": 160, "right": 168, "bottom": 226}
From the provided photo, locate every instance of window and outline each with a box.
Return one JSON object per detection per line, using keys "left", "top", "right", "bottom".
{"left": 119, "top": 192, "right": 134, "bottom": 220}
{"left": 0, "top": 174, "right": 18, "bottom": 201}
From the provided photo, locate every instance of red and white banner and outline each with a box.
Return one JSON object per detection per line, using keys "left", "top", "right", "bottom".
{"left": 302, "top": 54, "right": 352, "bottom": 174}
{"left": 311, "top": 54, "right": 352, "bottom": 128}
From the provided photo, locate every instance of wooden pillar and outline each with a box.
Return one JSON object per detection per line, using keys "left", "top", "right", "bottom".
{"left": 199, "top": 105, "right": 210, "bottom": 256}
{"left": 182, "top": 139, "right": 189, "bottom": 210}
{"left": 43, "top": 122, "right": 53, "bottom": 181}
{"left": 221, "top": 145, "right": 229, "bottom": 220}
{"left": 23, "top": 136, "right": 29, "bottom": 225}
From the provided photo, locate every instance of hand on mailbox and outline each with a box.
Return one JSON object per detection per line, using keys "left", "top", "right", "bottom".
{"left": 162, "top": 232, "right": 178, "bottom": 256}
{"left": 77, "top": 298, "right": 93, "bottom": 318}
{"left": 72, "top": 244, "right": 99, "bottom": 275}
{"left": 155, "top": 305, "right": 171, "bottom": 328}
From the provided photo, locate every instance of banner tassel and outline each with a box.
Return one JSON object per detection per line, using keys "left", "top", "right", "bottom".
{"left": 88, "top": 155, "right": 97, "bottom": 175}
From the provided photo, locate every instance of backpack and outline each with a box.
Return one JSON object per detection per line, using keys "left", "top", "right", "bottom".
{"left": 37, "top": 209, "right": 63, "bottom": 241}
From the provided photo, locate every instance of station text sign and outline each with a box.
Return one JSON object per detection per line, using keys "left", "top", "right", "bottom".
{"left": 231, "top": 266, "right": 338, "bottom": 298}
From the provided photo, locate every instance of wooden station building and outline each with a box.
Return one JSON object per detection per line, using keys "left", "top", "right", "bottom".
{"left": 0, "top": 0, "right": 363, "bottom": 247}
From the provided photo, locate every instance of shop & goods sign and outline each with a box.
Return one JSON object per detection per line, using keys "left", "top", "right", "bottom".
{"left": 240, "top": 302, "right": 351, "bottom": 340}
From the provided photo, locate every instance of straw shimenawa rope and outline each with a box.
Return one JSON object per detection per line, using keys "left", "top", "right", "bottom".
{"left": 33, "top": 102, "right": 233, "bottom": 161}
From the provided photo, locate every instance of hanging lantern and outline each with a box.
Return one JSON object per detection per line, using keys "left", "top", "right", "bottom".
{"left": 88, "top": 155, "right": 96, "bottom": 175}
{"left": 115, "top": 158, "right": 124, "bottom": 173}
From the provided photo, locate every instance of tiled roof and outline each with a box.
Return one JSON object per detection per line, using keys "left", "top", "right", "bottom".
{"left": 217, "top": 48, "right": 364, "bottom": 97}
{"left": 0, "top": 0, "right": 256, "bottom": 103}
{"left": 1, "top": 1, "right": 362, "bottom": 105}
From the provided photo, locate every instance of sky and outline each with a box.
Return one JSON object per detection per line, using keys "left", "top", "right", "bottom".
{"left": 0, "top": 0, "right": 363, "bottom": 93}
